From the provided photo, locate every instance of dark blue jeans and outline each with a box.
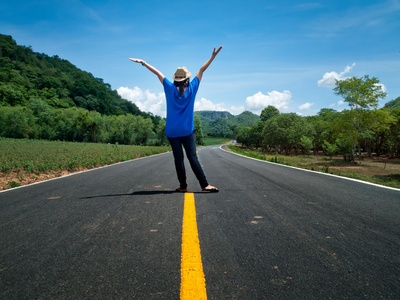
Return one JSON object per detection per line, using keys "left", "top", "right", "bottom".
{"left": 168, "top": 131, "right": 208, "bottom": 189}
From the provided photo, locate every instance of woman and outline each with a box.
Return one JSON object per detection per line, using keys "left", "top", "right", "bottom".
{"left": 130, "top": 46, "right": 222, "bottom": 192}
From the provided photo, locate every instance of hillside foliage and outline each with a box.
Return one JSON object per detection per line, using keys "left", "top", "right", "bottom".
{"left": 0, "top": 34, "right": 165, "bottom": 145}
{"left": 0, "top": 35, "right": 149, "bottom": 116}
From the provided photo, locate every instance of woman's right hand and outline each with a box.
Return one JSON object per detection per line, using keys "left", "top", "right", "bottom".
{"left": 129, "top": 58, "right": 165, "bottom": 84}
{"left": 129, "top": 58, "right": 145, "bottom": 65}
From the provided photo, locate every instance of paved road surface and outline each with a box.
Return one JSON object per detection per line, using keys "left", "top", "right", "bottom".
{"left": 1, "top": 145, "right": 399, "bottom": 299}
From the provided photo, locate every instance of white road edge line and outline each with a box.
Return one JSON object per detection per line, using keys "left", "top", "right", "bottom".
{"left": 219, "top": 145, "right": 400, "bottom": 192}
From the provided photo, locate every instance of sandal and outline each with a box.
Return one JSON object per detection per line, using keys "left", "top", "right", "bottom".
{"left": 202, "top": 185, "right": 219, "bottom": 193}
{"left": 175, "top": 187, "right": 188, "bottom": 193}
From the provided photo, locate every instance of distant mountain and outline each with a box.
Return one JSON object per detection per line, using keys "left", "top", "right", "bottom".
{"left": 195, "top": 110, "right": 260, "bottom": 137}
{"left": 232, "top": 110, "right": 260, "bottom": 126}
{"left": 384, "top": 97, "right": 400, "bottom": 110}
{"left": 195, "top": 110, "right": 234, "bottom": 120}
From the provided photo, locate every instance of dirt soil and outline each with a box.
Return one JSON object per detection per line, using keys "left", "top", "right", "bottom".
{"left": 314, "top": 156, "right": 400, "bottom": 175}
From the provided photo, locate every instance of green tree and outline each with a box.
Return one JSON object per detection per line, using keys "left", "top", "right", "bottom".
{"left": 53, "top": 107, "right": 80, "bottom": 141}
{"left": 156, "top": 119, "right": 168, "bottom": 145}
{"left": 322, "top": 140, "right": 338, "bottom": 159}
{"left": 333, "top": 75, "right": 387, "bottom": 160}
{"left": 208, "top": 117, "right": 233, "bottom": 137}
{"left": 0, "top": 106, "right": 35, "bottom": 138}
{"left": 260, "top": 105, "right": 279, "bottom": 122}
{"left": 194, "top": 115, "right": 205, "bottom": 145}
{"left": 314, "top": 109, "right": 338, "bottom": 151}
{"left": 262, "top": 113, "right": 312, "bottom": 154}
{"left": 26, "top": 97, "right": 56, "bottom": 139}
{"left": 358, "top": 108, "right": 395, "bottom": 157}
{"left": 300, "top": 136, "right": 313, "bottom": 154}
{"left": 236, "top": 126, "right": 252, "bottom": 147}
{"left": 249, "top": 121, "right": 265, "bottom": 148}
{"left": 0, "top": 83, "right": 27, "bottom": 106}
{"left": 132, "top": 116, "right": 153, "bottom": 145}
{"left": 335, "top": 134, "right": 353, "bottom": 161}
{"left": 387, "top": 107, "right": 400, "bottom": 157}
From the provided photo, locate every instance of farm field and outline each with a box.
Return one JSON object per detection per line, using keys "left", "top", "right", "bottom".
{"left": 228, "top": 145, "right": 400, "bottom": 189}
{"left": 0, "top": 138, "right": 171, "bottom": 190}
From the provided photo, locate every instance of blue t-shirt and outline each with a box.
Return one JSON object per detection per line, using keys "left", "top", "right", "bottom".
{"left": 163, "top": 76, "right": 200, "bottom": 137}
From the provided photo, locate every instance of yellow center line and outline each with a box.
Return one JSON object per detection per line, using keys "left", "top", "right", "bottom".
{"left": 180, "top": 192, "right": 207, "bottom": 300}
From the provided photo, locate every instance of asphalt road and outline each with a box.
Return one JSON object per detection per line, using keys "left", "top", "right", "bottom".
{"left": 1, "top": 145, "right": 399, "bottom": 299}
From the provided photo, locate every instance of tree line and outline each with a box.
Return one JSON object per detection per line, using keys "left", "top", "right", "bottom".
{"left": 236, "top": 76, "right": 400, "bottom": 160}
{"left": 0, "top": 103, "right": 164, "bottom": 144}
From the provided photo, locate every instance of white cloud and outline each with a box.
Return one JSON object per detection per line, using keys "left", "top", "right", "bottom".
{"left": 245, "top": 90, "right": 291, "bottom": 114}
{"left": 318, "top": 63, "right": 356, "bottom": 87}
{"left": 338, "top": 100, "right": 345, "bottom": 106}
{"left": 375, "top": 83, "right": 387, "bottom": 93}
{"left": 117, "top": 86, "right": 166, "bottom": 117}
{"left": 194, "top": 97, "right": 228, "bottom": 112}
{"left": 298, "top": 102, "right": 314, "bottom": 110}
{"left": 229, "top": 105, "right": 246, "bottom": 115}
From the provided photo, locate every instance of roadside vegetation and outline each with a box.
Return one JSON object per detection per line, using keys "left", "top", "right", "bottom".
{"left": 234, "top": 77, "right": 399, "bottom": 161}
{"left": 228, "top": 145, "right": 400, "bottom": 189}
{"left": 229, "top": 75, "right": 400, "bottom": 190}
{"left": 0, "top": 138, "right": 170, "bottom": 190}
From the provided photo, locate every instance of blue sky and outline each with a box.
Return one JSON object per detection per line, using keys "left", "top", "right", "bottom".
{"left": 1, "top": 0, "right": 399, "bottom": 117}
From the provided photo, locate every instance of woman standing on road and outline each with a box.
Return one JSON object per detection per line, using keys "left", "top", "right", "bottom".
{"left": 129, "top": 46, "right": 222, "bottom": 192}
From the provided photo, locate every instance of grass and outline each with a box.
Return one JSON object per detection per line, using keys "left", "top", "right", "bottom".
{"left": 203, "top": 137, "right": 231, "bottom": 146}
{"left": 228, "top": 144, "right": 400, "bottom": 189}
{"left": 0, "top": 138, "right": 171, "bottom": 190}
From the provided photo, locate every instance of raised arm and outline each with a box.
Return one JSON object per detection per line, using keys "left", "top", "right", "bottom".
{"left": 129, "top": 58, "right": 165, "bottom": 84}
{"left": 196, "top": 46, "right": 223, "bottom": 82}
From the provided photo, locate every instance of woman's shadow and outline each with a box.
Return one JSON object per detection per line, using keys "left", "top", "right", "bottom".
{"left": 79, "top": 190, "right": 205, "bottom": 199}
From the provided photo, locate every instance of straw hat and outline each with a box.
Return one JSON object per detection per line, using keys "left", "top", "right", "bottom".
{"left": 173, "top": 67, "right": 191, "bottom": 82}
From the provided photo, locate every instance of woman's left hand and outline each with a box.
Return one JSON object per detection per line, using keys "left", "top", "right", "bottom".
{"left": 212, "top": 46, "right": 223, "bottom": 57}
